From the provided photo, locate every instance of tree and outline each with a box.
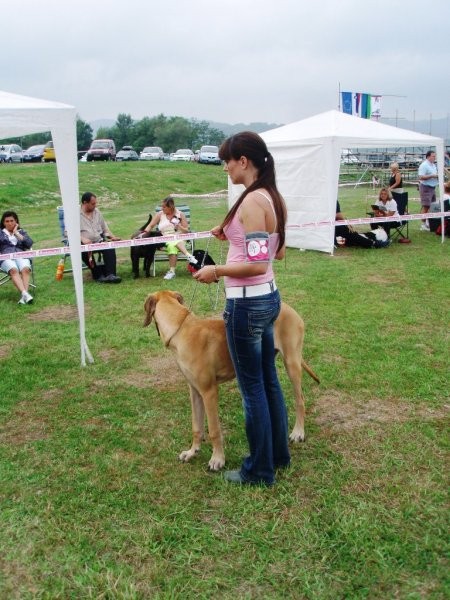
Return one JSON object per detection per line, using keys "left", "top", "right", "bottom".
{"left": 115, "top": 113, "right": 135, "bottom": 149}
{"left": 76, "top": 116, "right": 93, "bottom": 151}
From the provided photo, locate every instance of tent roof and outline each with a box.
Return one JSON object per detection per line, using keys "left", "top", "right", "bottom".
{"left": 0, "top": 90, "right": 74, "bottom": 138}
{"left": 262, "top": 110, "right": 442, "bottom": 148}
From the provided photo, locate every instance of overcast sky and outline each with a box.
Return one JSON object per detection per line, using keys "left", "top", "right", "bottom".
{"left": 3, "top": 0, "right": 449, "bottom": 128}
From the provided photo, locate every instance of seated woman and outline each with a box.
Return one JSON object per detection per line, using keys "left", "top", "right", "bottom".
{"left": 0, "top": 211, "right": 34, "bottom": 304}
{"left": 141, "top": 196, "right": 197, "bottom": 280}
{"left": 372, "top": 187, "right": 400, "bottom": 234}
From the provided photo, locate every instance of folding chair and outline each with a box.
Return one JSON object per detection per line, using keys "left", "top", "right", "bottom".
{"left": 389, "top": 192, "right": 409, "bottom": 242}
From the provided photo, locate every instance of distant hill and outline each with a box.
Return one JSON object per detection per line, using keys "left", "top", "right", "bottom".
{"left": 207, "top": 121, "right": 284, "bottom": 136}
{"left": 380, "top": 117, "right": 448, "bottom": 142}
{"left": 90, "top": 119, "right": 115, "bottom": 135}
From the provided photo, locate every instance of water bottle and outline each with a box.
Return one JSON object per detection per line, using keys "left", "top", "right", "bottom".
{"left": 55, "top": 258, "right": 65, "bottom": 280}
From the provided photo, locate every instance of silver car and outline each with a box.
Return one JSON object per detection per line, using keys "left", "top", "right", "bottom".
{"left": 198, "top": 145, "right": 221, "bottom": 165}
{"left": 139, "top": 146, "right": 164, "bottom": 160}
{"left": 0, "top": 144, "right": 23, "bottom": 163}
{"left": 170, "top": 148, "right": 194, "bottom": 162}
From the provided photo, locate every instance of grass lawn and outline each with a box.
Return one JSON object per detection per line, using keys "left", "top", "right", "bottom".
{"left": 0, "top": 161, "right": 448, "bottom": 598}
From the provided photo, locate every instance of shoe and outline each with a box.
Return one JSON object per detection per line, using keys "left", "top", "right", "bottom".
{"left": 18, "top": 296, "right": 27, "bottom": 305}
{"left": 223, "top": 470, "right": 273, "bottom": 486}
{"left": 99, "top": 274, "right": 121, "bottom": 283}
{"left": 163, "top": 270, "right": 176, "bottom": 280}
{"left": 22, "top": 291, "right": 33, "bottom": 304}
{"left": 420, "top": 224, "right": 430, "bottom": 231}
{"left": 224, "top": 470, "right": 246, "bottom": 484}
{"left": 188, "top": 255, "right": 198, "bottom": 265}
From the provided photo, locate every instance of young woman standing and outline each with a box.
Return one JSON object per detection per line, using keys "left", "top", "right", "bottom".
{"left": 194, "top": 132, "right": 290, "bottom": 486}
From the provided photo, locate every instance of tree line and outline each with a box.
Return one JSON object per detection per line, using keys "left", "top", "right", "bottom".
{"left": 1, "top": 113, "right": 226, "bottom": 154}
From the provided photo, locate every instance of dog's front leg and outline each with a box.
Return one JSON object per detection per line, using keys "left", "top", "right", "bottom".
{"left": 179, "top": 386, "right": 205, "bottom": 464}
{"left": 202, "top": 388, "right": 225, "bottom": 471}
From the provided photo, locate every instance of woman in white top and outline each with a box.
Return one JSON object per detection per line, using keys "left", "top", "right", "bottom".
{"left": 142, "top": 196, "right": 197, "bottom": 280}
{"left": 372, "top": 187, "right": 400, "bottom": 235}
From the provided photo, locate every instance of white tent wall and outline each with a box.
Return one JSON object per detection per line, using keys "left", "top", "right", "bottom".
{"left": 0, "top": 91, "right": 92, "bottom": 366}
{"left": 232, "top": 110, "right": 447, "bottom": 253}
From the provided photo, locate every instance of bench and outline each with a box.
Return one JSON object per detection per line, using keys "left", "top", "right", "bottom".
{"left": 151, "top": 204, "right": 195, "bottom": 276}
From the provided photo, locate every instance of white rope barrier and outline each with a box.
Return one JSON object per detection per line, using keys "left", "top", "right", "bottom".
{"left": 1, "top": 212, "right": 448, "bottom": 262}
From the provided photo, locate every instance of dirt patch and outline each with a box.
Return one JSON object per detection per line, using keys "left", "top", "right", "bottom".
{"left": 124, "top": 354, "right": 184, "bottom": 390}
{"left": 313, "top": 391, "right": 449, "bottom": 432}
{"left": 29, "top": 305, "right": 80, "bottom": 322}
{"left": 0, "top": 403, "right": 49, "bottom": 445}
{"left": 0, "top": 344, "right": 12, "bottom": 360}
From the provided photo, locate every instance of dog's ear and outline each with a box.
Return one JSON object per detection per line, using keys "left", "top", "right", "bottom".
{"left": 143, "top": 295, "right": 157, "bottom": 327}
{"left": 174, "top": 292, "right": 184, "bottom": 306}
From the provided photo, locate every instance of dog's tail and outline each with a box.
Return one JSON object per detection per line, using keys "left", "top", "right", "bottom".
{"left": 302, "top": 359, "right": 320, "bottom": 384}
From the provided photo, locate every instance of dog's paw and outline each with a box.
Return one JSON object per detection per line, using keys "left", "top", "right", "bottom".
{"left": 208, "top": 454, "right": 225, "bottom": 471}
{"left": 179, "top": 448, "right": 199, "bottom": 463}
{"left": 289, "top": 428, "right": 305, "bottom": 443}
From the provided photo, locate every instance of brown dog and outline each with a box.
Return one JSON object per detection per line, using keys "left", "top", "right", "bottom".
{"left": 143, "top": 290, "right": 319, "bottom": 471}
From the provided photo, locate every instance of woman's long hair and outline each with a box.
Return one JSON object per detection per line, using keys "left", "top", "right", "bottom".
{"left": 219, "top": 132, "right": 286, "bottom": 251}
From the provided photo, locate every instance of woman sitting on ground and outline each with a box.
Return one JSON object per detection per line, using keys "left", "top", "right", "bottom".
{"left": 372, "top": 187, "right": 400, "bottom": 234}
{"left": 0, "top": 210, "right": 34, "bottom": 304}
{"left": 141, "top": 196, "right": 197, "bottom": 280}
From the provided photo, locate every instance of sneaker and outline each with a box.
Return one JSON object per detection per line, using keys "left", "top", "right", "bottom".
{"left": 420, "top": 224, "right": 430, "bottom": 231}
{"left": 18, "top": 296, "right": 27, "bottom": 305}
{"left": 188, "top": 255, "right": 198, "bottom": 265}
{"left": 22, "top": 291, "right": 33, "bottom": 304}
{"left": 163, "top": 270, "right": 176, "bottom": 280}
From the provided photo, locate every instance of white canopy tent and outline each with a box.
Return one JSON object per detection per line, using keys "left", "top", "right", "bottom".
{"left": 0, "top": 90, "right": 92, "bottom": 366}
{"left": 229, "top": 110, "right": 445, "bottom": 253}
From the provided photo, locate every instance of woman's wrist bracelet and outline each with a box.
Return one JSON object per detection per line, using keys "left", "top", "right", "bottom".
{"left": 213, "top": 265, "right": 220, "bottom": 282}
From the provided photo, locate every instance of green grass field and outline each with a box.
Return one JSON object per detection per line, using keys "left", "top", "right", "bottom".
{"left": 0, "top": 161, "right": 448, "bottom": 598}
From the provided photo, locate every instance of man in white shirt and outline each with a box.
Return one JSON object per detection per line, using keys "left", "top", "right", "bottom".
{"left": 418, "top": 151, "right": 438, "bottom": 231}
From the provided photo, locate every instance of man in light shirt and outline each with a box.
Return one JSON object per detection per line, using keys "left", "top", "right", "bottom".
{"left": 418, "top": 150, "right": 438, "bottom": 231}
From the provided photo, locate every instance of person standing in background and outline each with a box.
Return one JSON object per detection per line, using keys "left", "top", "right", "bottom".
{"left": 418, "top": 151, "right": 438, "bottom": 231}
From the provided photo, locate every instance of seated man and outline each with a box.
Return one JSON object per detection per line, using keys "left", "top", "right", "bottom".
{"left": 80, "top": 191, "right": 121, "bottom": 283}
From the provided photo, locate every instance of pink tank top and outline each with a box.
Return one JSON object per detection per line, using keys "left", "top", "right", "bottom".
{"left": 223, "top": 191, "right": 279, "bottom": 288}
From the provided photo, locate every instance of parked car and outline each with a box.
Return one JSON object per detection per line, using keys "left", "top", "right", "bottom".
{"left": 22, "top": 144, "right": 45, "bottom": 163}
{"left": 170, "top": 148, "right": 194, "bottom": 162}
{"left": 139, "top": 146, "right": 164, "bottom": 160}
{"left": 116, "top": 146, "right": 139, "bottom": 161}
{"left": 198, "top": 145, "right": 221, "bottom": 165}
{"left": 86, "top": 139, "right": 116, "bottom": 161}
{"left": 43, "top": 141, "right": 55, "bottom": 162}
{"left": 0, "top": 143, "right": 23, "bottom": 163}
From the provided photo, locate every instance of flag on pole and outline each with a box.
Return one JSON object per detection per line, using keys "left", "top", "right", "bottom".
{"left": 341, "top": 91, "right": 382, "bottom": 119}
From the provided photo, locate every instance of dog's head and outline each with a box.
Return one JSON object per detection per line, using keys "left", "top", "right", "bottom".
{"left": 143, "top": 290, "right": 184, "bottom": 327}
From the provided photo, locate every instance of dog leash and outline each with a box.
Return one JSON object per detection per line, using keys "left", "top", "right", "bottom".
{"left": 187, "top": 236, "right": 223, "bottom": 312}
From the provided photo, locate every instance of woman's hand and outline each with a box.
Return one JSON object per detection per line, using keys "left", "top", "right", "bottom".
{"left": 193, "top": 265, "right": 218, "bottom": 284}
{"left": 211, "top": 225, "right": 227, "bottom": 241}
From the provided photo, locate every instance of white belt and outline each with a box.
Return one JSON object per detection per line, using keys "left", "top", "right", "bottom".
{"left": 225, "top": 281, "right": 277, "bottom": 299}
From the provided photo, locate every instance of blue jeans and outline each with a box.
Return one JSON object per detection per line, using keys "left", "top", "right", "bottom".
{"left": 224, "top": 289, "right": 290, "bottom": 485}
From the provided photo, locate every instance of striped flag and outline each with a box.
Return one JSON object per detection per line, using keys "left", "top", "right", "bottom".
{"left": 341, "top": 92, "right": 382, "bottom": 119}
